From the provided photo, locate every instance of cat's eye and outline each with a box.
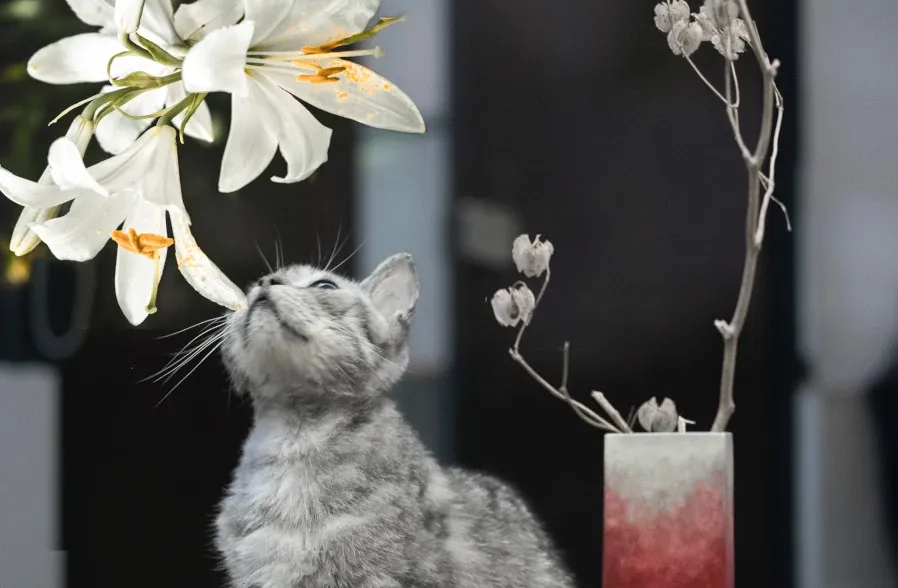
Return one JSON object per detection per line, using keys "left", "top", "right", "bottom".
{"left": 310, "top": 279, "right": 338, "bottom": 290}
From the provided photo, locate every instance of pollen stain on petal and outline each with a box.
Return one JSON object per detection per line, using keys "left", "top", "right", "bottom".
{"left": 337, "top": 91, "right": 348, "bottom": 100}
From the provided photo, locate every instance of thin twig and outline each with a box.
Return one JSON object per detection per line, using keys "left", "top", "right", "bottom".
{"left": 591, "top": 391, "right": 633, "bottom": 433}
{"left": 685, "top": 54, "right": 735, "bottom": 107}
{"left": 724, "top": 51, "right": 753, "bottom": 161}
{"left": 509, "top": 347, "right": 618, "bottom": 432}
{"left": 730, "top": 61, "right": 741, "bottom": 108}
{"left": 710, "top": 0, "right": 781, "bottom": 433}
{"left": 626, "top": 406, "right": 637, "bottom": 429}
{"left": 754, "top": 86, "right": 786, "bottom": 245}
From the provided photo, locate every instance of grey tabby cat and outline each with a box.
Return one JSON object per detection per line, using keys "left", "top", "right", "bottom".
{"left": 216, "top": 253, "right": 575, "bottom": 587}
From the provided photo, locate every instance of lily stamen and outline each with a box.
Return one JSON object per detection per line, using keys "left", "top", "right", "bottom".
{"left": 111, "top": 227, "right": 174, "bottom": 314}
{"left": 293, "top": 63, "right": 346, "bottom": 84}
{"left": 111, "top": 227, "right": 174, "bottom": 260}
{"left": 247, "top": 47, "right": 385, "bottom": 61}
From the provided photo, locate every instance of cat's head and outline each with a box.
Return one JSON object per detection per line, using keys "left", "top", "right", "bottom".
{"left": 221, "top": 253, "right": 419, "bottom": 404}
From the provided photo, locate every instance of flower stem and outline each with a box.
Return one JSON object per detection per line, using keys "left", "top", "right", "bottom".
{"left": 79, "top": 88, "right": 132, "bottom": 121}
{"left": 119, "top": 31, "right": 152, "bottom": 61}
{"left": 156, "top": 94, "right": 192, "bottom": 127}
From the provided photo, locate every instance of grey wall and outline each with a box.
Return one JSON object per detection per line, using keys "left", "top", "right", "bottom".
{"left": 797, "top": 0, "right": 898, "bottom": 585}
{"left": 356, "top": 0, "right": 454, "bottom": 459}
{"left": 0, "top": 364, "right": 63, "bottom": 588}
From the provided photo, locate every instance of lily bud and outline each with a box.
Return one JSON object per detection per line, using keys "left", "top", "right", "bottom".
{"left": 9, "top": 116, "right": 94, "bottom": 256}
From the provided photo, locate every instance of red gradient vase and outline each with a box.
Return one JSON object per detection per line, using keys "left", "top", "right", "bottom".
{"left": 603, "top": 433, "right": 734, "bottom": 588}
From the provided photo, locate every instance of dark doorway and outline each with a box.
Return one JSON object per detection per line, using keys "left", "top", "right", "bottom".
{"left": 450, "top": 1, "right": 798, "bottom": 587}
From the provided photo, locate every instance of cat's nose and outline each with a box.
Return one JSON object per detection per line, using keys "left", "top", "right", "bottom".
{"left": 258, "top": 276, "right": 285, "bottom": 288}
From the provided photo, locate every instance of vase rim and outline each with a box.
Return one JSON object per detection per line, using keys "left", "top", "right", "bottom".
{"left": 604, "top": 431, "right": 733, "bottom": 438}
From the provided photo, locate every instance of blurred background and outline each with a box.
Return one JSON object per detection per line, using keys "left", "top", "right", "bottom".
{"left": 0, "top": 0, "right": 896, "bottom": 587}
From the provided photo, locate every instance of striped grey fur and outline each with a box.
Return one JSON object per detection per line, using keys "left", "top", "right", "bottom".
{"left": 217, "top": 253, "right": 575, "bottom": 587}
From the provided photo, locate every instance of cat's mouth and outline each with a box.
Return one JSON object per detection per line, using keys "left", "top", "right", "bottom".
{"left": 247, "top": 290, "right": 309, "bottom": 342}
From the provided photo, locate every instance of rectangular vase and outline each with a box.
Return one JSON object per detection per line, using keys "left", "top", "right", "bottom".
{"left": 603, "top": 432, "right": 734, "bottom": 588}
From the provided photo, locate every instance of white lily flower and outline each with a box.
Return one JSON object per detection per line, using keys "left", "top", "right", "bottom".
{"left": 180, "top": 0, "right": 425, "bottom": 192}
{"left": 27, "top": 0, "right": 214, "bottom": 155}
{"left": 9, "top": 115, "right": 95, "bottom": 256}
{"left": 0, "top": 126, "right": 247, "bottom": 325}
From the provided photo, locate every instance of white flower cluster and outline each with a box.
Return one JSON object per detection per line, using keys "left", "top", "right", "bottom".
{"left": 491, "top": 234, "right": 554, "bottom": 328}
{"left": 1, "top": 0, "right": 425, "bottom": 325}
{"left": 654, "top": 0, "right": 750, "bottom": 60}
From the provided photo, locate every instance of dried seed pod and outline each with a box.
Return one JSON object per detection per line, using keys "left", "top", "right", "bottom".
{"left": 637, "top": 397, "right": 679, "bottom": 432}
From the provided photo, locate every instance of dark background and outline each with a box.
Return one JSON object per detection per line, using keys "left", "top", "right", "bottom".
{"left": 0, "top": 0, "right": 798, "bottom": 586}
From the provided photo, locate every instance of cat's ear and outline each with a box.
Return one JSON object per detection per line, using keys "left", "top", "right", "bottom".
{"left": 361, "top": 253, "right": 419, "bottom": 325}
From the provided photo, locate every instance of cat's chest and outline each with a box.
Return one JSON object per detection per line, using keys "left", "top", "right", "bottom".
{"left": 223, "top": 451, "right": 330, "bottom": 528}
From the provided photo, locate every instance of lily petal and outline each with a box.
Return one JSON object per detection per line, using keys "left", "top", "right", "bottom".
{"left": 65, "top": 0, "right": 114, "bottom": 27}
{"left": 173, "top": 0, "right": 243, "bottom": 42}
{"left": 88, "top": 127, "right": 183, "bottom": 211}
{"left": 182, "top": 21, "right": 254, "bottom": 97}
{"left": 47, "top": 138, "right": 109, "bottom": 196}
{"left": 115, "top": 0, "right": 146, "bottom": 33}
{"left": 166, "top": 83, "right": 214, "bottom": 143}
{"left": 0, "top": 167, "right": 79, "bottom": 208}
{"left": 27, "top": 33, "right": 123, "bottom": 84}
{"left": 265, "top": 61, "right": 425, "bottom": 133}
{"left": 256, "top": 0, "right": 380, "bottom": 50}
{"left": 134, "top": 127, "right": 187, "bottom": 213}
{"left": 252, "top": 73, "right": 332, "bottom": 184}
{"left": 218, "top": 85, "right": 278, "bottom": 193}
{"left": 243, "top": 0, "right": 293, "bottom": 45}
{"left": 29, "top": 191, "right": 136, "bottom": 262}
{"left": 169, "top": 208, "right": 247, "bottom": 311}
{"left": 94, "top": 85, "right": 167, "bottom": 155}
{"left": 137, "top": 0, "right": 180, "bottom": 46}
{"left": 115, "top": 199, "right": 169, "bottom": 325}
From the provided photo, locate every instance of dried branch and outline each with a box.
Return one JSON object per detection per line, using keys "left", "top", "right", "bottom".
{"left": 508, "top": 265, "right": 628, "bottom": 433}
{"left": 709, "top": 0, "right": 783, "bottom": 432}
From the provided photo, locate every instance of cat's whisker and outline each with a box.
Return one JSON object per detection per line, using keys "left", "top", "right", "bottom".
{"left": 155, "top": 315, "right": 228, "bottom": 340}
{"left": 155, "top": 338, "right": 228, "bottom": 407}
{"left": 330, "top": 238, "right": 366, "bottom": 274}
{"left": 255, "top": 242, "right": 274, "bottom": 274}
{"left": 274, "top": 225, "right": 285, "bottom": 269}
{"left": 143, "top": 323, "right": 232, "bottom": 385}
{"left": 323, "top": 226, "right": 350, "bottom": 273}
{"left": 157, "top": 329, "right": 232, "bottom": 383}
